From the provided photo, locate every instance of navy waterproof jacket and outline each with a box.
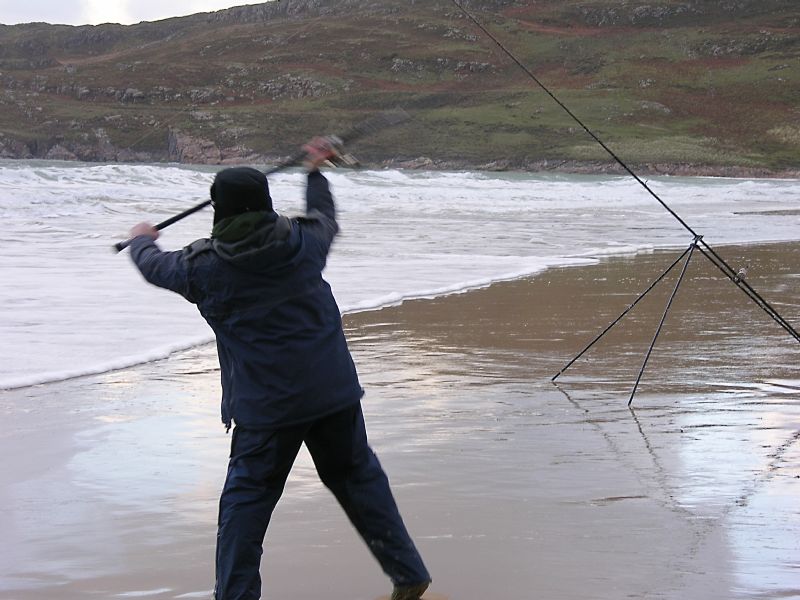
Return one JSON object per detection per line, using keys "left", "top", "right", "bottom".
{"left": 129, "top": 171, "right": 363, "bottom": 430}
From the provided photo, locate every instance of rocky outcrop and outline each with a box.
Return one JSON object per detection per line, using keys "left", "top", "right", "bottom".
{"left": 203, "top": 0, "right": 414, "bottom": 23}
{"left": 0, "top": 136, "right": 33, "bottom": 158}
{"left": 0, "top": 135, "right": 33, "bottom": 158}
{"left": 691, "top": 32, "right": 798, "bottom": 57}
{"left": 389, "top": 57, "right": 493, "bottom": 78}
{"left": 578, "top": 4, "right": 696, "bottom": 27}
{"left": 44, "top": 143, "right": 78, "bottom": 160}
{"left": 168, "top": 129, "right": 222, "bottom": 163}
{"left": 166, "top": 129, "right": 262, "bottom": 164}
{"left": 256, "top": 74, "right": 335, "bottom": 99}
{"left": 567, "top": 0, "right": 797, "bottom": 28}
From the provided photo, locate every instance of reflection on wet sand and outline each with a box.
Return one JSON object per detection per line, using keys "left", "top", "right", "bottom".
{"left": 346, "top": 241, "right": 800, "bottom": 599}
{"left": 1, "top": 242, "right": 798, "bottom": 599}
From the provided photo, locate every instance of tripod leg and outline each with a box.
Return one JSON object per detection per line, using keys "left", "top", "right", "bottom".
{"left": 552, "top": 245, "right": 693, "bottom": 382}
{"left": 629, "top": 240, "right": 698, "bottom": 406}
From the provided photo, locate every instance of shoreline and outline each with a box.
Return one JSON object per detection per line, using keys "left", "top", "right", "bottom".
{"left": 5, "top": 236, "right": 798, "bottom": 393}
{"left": 2, "top": 154, "right": 798, "bottom": 180}
{"left": 381, "top": 157, "right": 800, "bottom": 180}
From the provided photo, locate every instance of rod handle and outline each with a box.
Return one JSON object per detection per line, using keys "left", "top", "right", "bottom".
{"left": 113, "top": 199, "right": 212, "bottom": 253}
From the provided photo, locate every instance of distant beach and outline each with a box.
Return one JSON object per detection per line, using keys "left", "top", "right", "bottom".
{"left": 382, "top": 157, "right": 800, "bottom": 180}
{"left": 2, "top": 241, "right": 798, "bottom": 599}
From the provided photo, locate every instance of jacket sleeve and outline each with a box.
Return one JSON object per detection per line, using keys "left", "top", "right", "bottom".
{"left": 301, "top": 170, "right": 339, "bottom": 255}
{"left": 129, "top": 236, "right": 196, "bottom": 303}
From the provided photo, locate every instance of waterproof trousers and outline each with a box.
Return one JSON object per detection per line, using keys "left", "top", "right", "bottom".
{"left": 214, "top": 404, "right": 431, "bottom": 599}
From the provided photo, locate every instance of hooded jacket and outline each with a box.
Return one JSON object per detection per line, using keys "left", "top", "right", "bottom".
{"left": 129, "top": 171, "right": 363, "bottom": 430}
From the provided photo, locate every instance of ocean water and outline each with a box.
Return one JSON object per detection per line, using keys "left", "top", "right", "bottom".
{"left": 1, "top": 159, "right": 799, "bottom": 389}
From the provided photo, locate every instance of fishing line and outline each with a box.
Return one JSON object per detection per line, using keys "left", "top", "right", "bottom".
{"left": 449, "top": 0, "right": 696, "bottom": 236}
{"left": 450, "top": 0, "right": 800, "bottom": 344}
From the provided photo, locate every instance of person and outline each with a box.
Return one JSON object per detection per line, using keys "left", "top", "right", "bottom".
{"left": 127, "top": 137, "right": 431, "bottom": 600}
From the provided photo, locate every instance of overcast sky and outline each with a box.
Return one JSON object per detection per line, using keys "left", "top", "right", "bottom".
{"left": 0, "top": 0, "right": 274, "bottom": 26}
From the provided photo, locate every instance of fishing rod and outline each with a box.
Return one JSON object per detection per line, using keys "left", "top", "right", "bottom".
{"left": 113, "top": 108, "right": 410, "bottom": 252}
{"left": 450, "top": 0, "right": 800, "bottom": 399}
{"left": 112, "top": 150, "right": 302, "bottom": 253}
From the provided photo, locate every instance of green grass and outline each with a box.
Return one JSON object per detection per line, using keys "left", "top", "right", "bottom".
{"left": 568, "top": 135, "right": 760, "bottom": 165}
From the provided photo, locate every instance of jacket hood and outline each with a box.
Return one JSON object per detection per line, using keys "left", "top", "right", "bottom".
{"left": 211, "top": 212, "right": 299, "bottom": 271}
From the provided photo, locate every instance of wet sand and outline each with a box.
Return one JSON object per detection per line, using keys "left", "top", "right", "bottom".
{"left": 1, "top": 241, "right": 799, "bottom": 600}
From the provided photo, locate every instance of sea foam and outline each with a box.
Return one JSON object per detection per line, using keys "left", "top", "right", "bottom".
{"left": 1, "top": 160, "right": 799, "bottom": 389}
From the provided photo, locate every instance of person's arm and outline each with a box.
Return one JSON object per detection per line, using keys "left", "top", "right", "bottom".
{"left": 300, "top": 138, "right": 340, "bottom": 252}
{"left": 127, "top": 223, "right": 196, "bottom": 302}
{"left": 306, "top": 169, "right": 335, "bottom": 221}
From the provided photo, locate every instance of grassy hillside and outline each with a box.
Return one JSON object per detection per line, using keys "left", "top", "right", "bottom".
{"left": 0, "top": 0, "right": 798, "bottom": 173}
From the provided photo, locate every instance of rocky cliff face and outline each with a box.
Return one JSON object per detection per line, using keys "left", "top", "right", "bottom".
{"left": 0, "top": 0, "right": 797, "bottom": 173}
{"left": 567, "top": 0, "right": 798, "bottom": 27}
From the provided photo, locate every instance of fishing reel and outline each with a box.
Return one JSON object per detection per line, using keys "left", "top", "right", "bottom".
{"left": 317, "top": 135, "right": 360, "bottom": 169}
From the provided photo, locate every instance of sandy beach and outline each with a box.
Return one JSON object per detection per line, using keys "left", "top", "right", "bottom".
{"left": 1, "top": 241, "right": 798, "bottom": 600}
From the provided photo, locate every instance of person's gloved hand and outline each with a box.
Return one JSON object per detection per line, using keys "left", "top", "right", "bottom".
{"left": 302, "top": 136, "right": 341, "bottom": 172}
{"left": 129, "top": 222, "right": 159, "bottom": 240}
